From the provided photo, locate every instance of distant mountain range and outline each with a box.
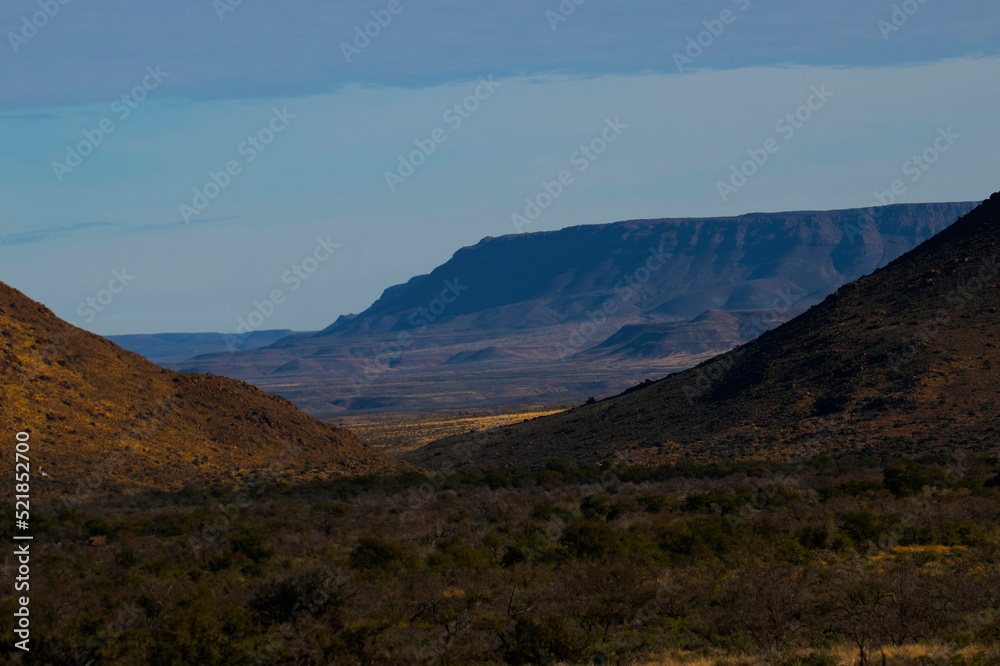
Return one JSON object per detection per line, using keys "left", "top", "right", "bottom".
{"left": 3, "top": 197, "right": 994, "bottom": 495}
{"left": 314, "top": 203, "right": 974, "bottom": 338}
{"left": 408, "top": 193, "right": 1000, "bottom": 470}
{"left": 173, "top": 202, "right": 975, "bottom": 417}
{"left": 109, "top": 330, "right": 296, "bottom": 365}
{"left": 0, "top": 284, "right": 408, "bottom": 496}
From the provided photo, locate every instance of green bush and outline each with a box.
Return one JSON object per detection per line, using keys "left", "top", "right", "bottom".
{"left": 682, "top": 488, "right": 744, "bottom": 515}
{"left": 230, "top": 530, "right": 273, "bottom": 564}
{"left": 580, "top": 494, "right": 612, "bottom": 520}
{"left": 349, "top": 536, "right": 418, "bottom": 575}
{"left": 531, "top": 499, "right": 564, "bottom": 521}
{"left": 559, "top": 520, "right": 620, "bottom": 559}
{"left": 636, "top": 492, "right": 670, "bottom": 514}
{"left": 426, "top": 535, "right": 493, "bottom": 570}
{"left": 840, "top": 509, "right": 900, "bottom": 548}
{"left": 883, "top": 463, "right": 949, "bottom": 497}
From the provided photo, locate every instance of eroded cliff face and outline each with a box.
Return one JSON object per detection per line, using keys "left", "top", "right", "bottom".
{"left": 175, "top": 203, "right": 976, "bottom": 418}
{"left": 409, "top": 194, "right": 1000, "bottom": 470}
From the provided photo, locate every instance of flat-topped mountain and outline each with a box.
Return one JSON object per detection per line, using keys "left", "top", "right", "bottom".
{"left": 311, "top": 203, "right": 975, "bottom": 339}
{"left": 408, "top": 193, "right": 1000, "bottom": 470}
{"left": 0, "top": 282, "right": 409, "bottom": 496}
{"left": 177, "top": 203, "right": 975, "bottom": 417}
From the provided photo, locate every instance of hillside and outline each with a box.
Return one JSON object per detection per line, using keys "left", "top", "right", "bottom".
{"left": 580, "top": 308, "right": 806, "bottom": 360}
{"left": 408, "top": 193, "right": 1000, "bottom": 470}
{"left": 175, "top": 203, "right": 974, "bottom": 417}
{"left": 0, "top": 282, "right": 409, "bottom": 497}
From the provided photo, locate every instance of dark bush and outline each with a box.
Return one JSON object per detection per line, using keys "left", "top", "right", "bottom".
{"left": 560, "top": 520, "right": 620, "bottom": 559}
{"left": 636, "top": 492, "right": 670, "bottom": 514}
{"left": 580, "top": 494, "right": 612, "bottom": 520}
{"left": 349, "top": 536, "right": 418, "bottom": 575}
{"left": 883, "top": 463, "right": 948, "bottom": 497}
{"left": 840, "top": 509, "right": 900, "bottom": 548}
{"left": 230, "top": 530, "right": 273, "bottom": 564}
{"left": 504, "top": 615, "right": 586, "bottom": 665}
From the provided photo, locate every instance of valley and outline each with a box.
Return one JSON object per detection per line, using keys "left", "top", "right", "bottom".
{"left": 157, "top": 203, "right": 973, "bottom": 419}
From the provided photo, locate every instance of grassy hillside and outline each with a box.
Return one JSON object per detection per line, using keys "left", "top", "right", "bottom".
{"left": 0, "top": 282, "right": 409, "bottom": 497}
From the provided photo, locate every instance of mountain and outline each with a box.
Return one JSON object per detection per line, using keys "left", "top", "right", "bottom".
{"left": 176, "top": 203, "right": 975, "bottom": 417}
{"left": 312, "top": 203, "right": 974, "bottom": 338}
{"left": 0, "top": 282, "right": 408, "bottom": 496}
{"left": 108, "top": 330, "right": 297, "bottom": 365}
{"left": 581, "top": 309, "right": 806, "bottom": 360}
{"left": 407, "top": 193, "right": 1000, "bottom": 471}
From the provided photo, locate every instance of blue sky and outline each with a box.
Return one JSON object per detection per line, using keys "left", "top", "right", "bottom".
{"left": 1, "top": 0, "right": 998, "bottom": 334}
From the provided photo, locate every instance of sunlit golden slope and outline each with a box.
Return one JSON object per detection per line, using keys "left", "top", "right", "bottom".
{"left": 0, "top": 283, "right": 410, "bottom": 497}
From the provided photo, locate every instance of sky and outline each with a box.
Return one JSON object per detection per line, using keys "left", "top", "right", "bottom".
{"left": 1, "top": 0, "right": 998, "bottom": 335}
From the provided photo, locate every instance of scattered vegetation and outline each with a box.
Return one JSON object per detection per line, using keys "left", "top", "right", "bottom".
{"left": 3, "top": 454, "right": 1000, "bottom": 664}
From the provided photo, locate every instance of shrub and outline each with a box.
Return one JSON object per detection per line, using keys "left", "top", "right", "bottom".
{"left": 580, "top": 494, "right": 612, "bottom": 520}
{"left": 531, "top": 499, "right": 564, "bottom": 521}
{"left": 636, "top": 492, "right": 670, "bottom": 514}
{"left": 682, "top": 488, "right": 744, "bottom": 515}
{"left": 251, "top": 570, "right": 343, "bottom": 625}
{"left": 230, "top": 530, "right": 273, "bottom": 564}
{"left": 426, "top": 535, "right": 492, "bottom": 570}
{"left": 883, "top": 463, "right": 948, "bottom": 497}
{"left": 560, "top": 520, "right": 620, "bottom": 559}
{"left": 840, "top": 509, "right": 900, "bottom": 548}
{"left": 349, "top": 537, "right": 417, "bottom": 575}
{"left": 504, "top": 615, "right": 586, "bottom": 665}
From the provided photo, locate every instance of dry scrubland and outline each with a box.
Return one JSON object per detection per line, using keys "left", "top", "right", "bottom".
{"left": 342, "top": 409, "right": 566, "bottom": 455}
{"left": 3, "top": 455, "right": 1000, "bottom": 665}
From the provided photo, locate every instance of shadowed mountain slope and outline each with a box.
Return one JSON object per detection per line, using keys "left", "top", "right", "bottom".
{"left": 308, "top": 203, "right": 974, "bottom": 340}
{"left": 580, "top": 309, "right": 807, "bottom": 360}
{"left": 408, "top": 193, "right": 1000, "bottom": 471}
{"left": 0, "top": 283, "right": 409, "bottom": 496}
{"left": 176, "top": 203, "right": 974, "bottom": 417}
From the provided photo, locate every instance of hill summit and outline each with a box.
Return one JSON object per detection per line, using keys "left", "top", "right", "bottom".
{"left": 0, "top": 282, "right": 408, "bottom": 497}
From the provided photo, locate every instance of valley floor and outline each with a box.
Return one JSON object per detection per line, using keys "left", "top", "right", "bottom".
{"left": 339, "top": 409, "right": 567, "bottom": 455}
{"left": 6, "top": 454, "right": 1000, "bottom": 665}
